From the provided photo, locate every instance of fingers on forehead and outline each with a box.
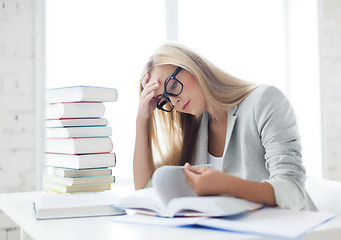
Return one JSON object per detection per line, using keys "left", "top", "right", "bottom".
{"left": 141, "top": 73, "right": 150, "bottom": 88}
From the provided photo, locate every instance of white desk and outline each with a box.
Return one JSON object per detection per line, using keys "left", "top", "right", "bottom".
{"left": 1, "top": 190, "right": 341, "bottom": 240}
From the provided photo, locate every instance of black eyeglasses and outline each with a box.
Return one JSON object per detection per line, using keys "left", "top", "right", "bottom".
{"left": 156, "top": 67, "right": 183, "bottom": 112}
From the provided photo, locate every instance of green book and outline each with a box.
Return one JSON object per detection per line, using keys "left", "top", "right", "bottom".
{"left": 43, "top": 174, "right": 115, "bottom": 186}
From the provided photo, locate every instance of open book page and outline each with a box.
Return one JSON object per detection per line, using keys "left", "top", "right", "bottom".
{"left": 152, "top": 165, "right": 197, "bottom": 205}
{"left": 167, "top": 196, "right": 263, "bottom": 217}
{"left": 115, "top": 165, "right": 262, "bottom": 217}
{"left": 114, "top": 188, "right": 166, "bottom": 216}
{"left": 114, "top": 188, "right": 262, "bottom": 217}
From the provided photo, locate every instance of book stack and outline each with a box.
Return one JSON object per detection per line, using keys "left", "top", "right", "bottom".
{"left": 43, "top": 86, "right": 118, "bottom": 193}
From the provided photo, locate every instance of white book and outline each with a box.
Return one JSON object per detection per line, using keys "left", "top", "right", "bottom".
{"left": 46, "top": 102, "right": 105, "bottom": 119}
{"left": 113, "top": 166, "right": 263, "bottom": 217}
{"left": 43, "top": 174, "right": 115, "bottom": 186}
{"left": 45, "top": 137, "right": 113, "bottom": 154}
{"left": 45, "top": 152, "right": 116, "bottom": 169}
{"left": 46, "top": 126, "right": 112, "bottom": 138}
{"left": 45, "top": 166, "right": 112, "bottom": 177}
{"left": 46, "top": 86, "right": 118, "bottom": 103}
{"left": 33, "top": 191, "right": 125, "bottom": 220}
{"left": 45, "top": 118, "right": 108, "bottom": 127}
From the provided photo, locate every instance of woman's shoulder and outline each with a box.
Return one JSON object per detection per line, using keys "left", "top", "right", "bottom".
{"left": 243, "top": 84, "right": 288, "bottom": 106}
{"left": 249, "top": 84, "right": 285, "bottom": 101}
{"left": 237, "top": 84, "right": 291, "bottom": 116}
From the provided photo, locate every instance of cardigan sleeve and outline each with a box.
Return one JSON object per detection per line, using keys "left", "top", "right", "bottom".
{"left": 254, "top": 86, "right": 314, "bottom": 210}
{"left": 145, "top": 177, "right": 153, "bottom": 188}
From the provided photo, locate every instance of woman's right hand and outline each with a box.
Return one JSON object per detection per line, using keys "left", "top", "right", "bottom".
{"left": 137, "top": 73, "right": 161, "bottom": 122}
{"left": 134, "top": 73, "right": 160, "bottom": 189}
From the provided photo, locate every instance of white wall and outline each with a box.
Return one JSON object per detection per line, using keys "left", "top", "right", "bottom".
{"left": 319, "top": 0, "right": 341, "bottom": 181}
{"left": 286, "top": 0, "right": 321, "bottom": 178}
{"left": 0, "top": 0, "right": 36, "bottom": 192}
{"left": 0, "top": 0, "right": 36, "bottom": 237}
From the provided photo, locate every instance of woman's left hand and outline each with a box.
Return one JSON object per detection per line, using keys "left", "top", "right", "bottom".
{"left": 184, "top": 163, "right": 236, "bottom": 196}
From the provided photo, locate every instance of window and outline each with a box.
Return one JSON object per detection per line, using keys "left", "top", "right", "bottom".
{"left": 46, "top": 0, "right": 167, "bottom": 185}
{"left": 178, "top": 0, "right": 287, "bottom": 89}
{"left": 45, "top": 0, "right": 321, "bottom": 186}
{"left": 176, "top": 0, "right": 321, "bottom": 177}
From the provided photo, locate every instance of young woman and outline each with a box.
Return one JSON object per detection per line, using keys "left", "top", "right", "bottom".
{"left": 134, "top": 43, "right": 316, "bottom": 210}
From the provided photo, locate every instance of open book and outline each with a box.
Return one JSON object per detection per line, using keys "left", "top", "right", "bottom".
{"left": 113, "top": 165, "right": 263, "bottom": 217}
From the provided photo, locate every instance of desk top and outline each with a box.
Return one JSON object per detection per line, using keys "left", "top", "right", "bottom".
{"left": 0, "top": 189, "right": 341, "bottom": 240}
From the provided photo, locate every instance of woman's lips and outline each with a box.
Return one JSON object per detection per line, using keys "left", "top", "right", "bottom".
{"left": 182, "top": 101, "right": 190, "bottom": 111}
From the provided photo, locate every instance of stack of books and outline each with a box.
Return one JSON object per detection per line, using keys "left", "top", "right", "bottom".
{"left": 43, "top": 86, "right": 118, "bottom": 193}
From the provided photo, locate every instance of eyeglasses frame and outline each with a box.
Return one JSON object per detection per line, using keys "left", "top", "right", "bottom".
{"left": 156, "top": 66, "right": 183, "bottom": 112}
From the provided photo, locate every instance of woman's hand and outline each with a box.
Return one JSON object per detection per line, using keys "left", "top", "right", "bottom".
{"left": 184, "top": 163, "right": 277, "bottom": 206}
{"left": 137, "top": 73, "right": 161, "bottom": 122}
{"left": 184, "top": 163, "right": 235, "bottom": 196}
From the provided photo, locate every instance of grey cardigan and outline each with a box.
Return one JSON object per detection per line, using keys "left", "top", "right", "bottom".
{"left": 193, "top": 85, "right": 316, "bottom": 211}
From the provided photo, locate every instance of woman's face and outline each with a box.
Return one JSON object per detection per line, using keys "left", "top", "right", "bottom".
{"left": 150, "top": 65, "right": 206, "bottom": 116}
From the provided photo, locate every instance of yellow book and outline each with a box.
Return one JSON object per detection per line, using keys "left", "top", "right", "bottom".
{"left": 43, "top": 174, "right": 115, "bottom": 186}
{"left": 43, "top": 182, "right": 111, "bottom": 193}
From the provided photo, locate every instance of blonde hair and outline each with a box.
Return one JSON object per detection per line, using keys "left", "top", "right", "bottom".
{"left": 139, "top": 43, "right": 256, "bottom": 171}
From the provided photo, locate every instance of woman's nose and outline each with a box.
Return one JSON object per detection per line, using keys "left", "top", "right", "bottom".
{"left": 168, "top": 96, "right": 180, "bottom": 106}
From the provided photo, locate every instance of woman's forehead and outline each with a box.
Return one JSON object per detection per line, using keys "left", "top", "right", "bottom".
{"left": 149, "top": 65, "right": 177, "bottom": 96}
{"left": 150, "top": 65, "right": 177, "bottom": 83}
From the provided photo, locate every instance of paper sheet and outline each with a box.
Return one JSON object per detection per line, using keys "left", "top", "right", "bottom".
{"left": 111, "top": 207, "right": 336, "bottom": 239}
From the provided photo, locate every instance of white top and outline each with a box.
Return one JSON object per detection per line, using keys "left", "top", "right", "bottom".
{"left": 193, "top": 85, "right": 317, "bottom": 210}
{"left": 207, "top": 152, "right": 223, "bottom": 171}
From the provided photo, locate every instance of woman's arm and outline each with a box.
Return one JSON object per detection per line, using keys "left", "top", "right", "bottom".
{"left": 254, "top": 86, "right": 308, "bottom": 209}
{"left": 133, "top": 118, "right": 153, "bottom": 190}
{"left": 184, "top": 163, "right": 276, "bottom": 206}
{"left": 133, "top": 74, "right": 160, "bottom": 189}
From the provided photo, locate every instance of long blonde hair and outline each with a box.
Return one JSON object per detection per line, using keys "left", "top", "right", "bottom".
{"left": 139, "top": 43, "right": 256, "bottom": 171}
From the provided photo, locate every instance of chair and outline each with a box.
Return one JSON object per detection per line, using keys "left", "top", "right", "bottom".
{"left": 305, "top": 176, "right": 341, "bottom": 215}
